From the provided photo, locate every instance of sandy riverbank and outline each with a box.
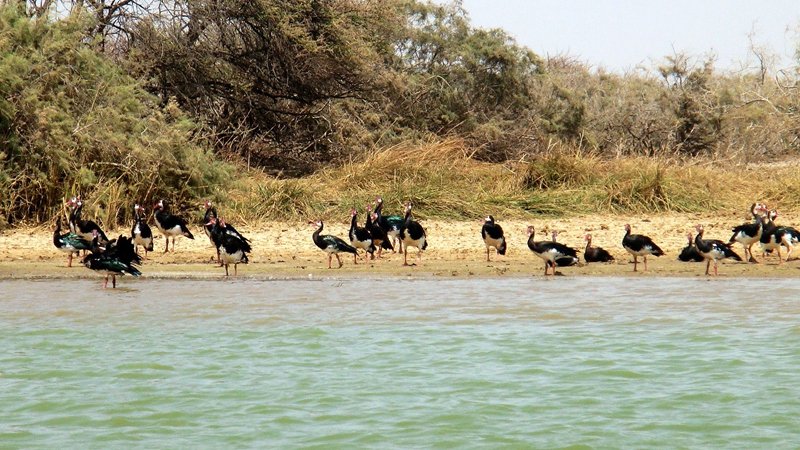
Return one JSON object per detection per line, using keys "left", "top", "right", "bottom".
{"left": 2, "top": 212, "right": 799, "bottom": 280}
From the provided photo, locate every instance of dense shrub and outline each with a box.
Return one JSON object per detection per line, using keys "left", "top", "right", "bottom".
{"left": 0, "top": 6, "right": 231, "bottom": 224}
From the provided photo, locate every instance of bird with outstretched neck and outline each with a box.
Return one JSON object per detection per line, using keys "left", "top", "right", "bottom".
{"left": 310, "top": 220, "right": 358, "bottom": 269}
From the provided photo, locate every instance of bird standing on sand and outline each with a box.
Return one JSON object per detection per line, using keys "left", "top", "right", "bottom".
{"left": 621, "top": 223, "right": 664, "bottom": 272}
{"left": 207, "top": 217, "right": 251, "bottom": 276}
{"left": 729, "top": 203, "right": 765, "bottom": 263}
{"left": 527, "top": 226, "right": 578, "bottom": 276}
{"left": 374, "top": 197, "right": 404, "bottom": 253}
{"left": 366, "top": 205, "right": 392, "bottom": 258}
{"left": 53, "top": 217, "right": 91, "bottom": 267}
{"left": 131, "top": 204, "right": 154, "bottom": 258}
{"left": 153, "top": 199, "right": 195, "bottom": 252}
{"left": 399, "top": 202, "right": 428, "bottom": 266}
{"left": 694, "top": 224, "right": 742, "bottom": 276}
{"left": 310, "top": 220, "right": 358, "bottom": 269}
{"left": 66, "top": 196, "right": 109, "bottom": 245}
{"left": 481, "top": 215, "right": 507, "bottom": 262}
{"left": 348, "top": 208, "right": 375, "bottom": 263}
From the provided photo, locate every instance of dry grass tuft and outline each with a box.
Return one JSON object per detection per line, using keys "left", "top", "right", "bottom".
{"left": 222, "top": 139, "right": 800, "bottom": 223}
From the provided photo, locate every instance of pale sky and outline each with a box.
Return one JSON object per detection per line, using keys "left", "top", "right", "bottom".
{"left": 456, "top": 0, "right": 800, "bottom": 73}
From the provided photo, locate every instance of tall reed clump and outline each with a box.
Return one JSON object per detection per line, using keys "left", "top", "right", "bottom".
{"left": 0, "top": 6, "right": 231, "bottom": 226}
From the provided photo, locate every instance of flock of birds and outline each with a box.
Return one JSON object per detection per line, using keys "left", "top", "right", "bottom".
{"left": 52, "top": 195, "right": 799, "bottom": 288}
{"left": 484, "top": 202, "right": 799, "bottom": 277}
{"left": 53, "top": 196, "right": 251, "bottom": 287}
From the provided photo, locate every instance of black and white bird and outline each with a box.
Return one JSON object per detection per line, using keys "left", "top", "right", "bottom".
{"left": 729, "top": 203, "right": 766, "bottom": 263}
{"left": 583, "top": 233, "right": 614, "bottom": 263}
{"left": 153, "top": 199, "right": 195, "bottom": 252}
{"left": 374, "top": 197, "right": 404, "bottom": 253}
{"left": 202, "top": 199, "right": 219, "bottom": 260}
{"left": 678, "top": 232, "right": 705, "bottom": 262}
{"left": 760, "top": 209, "right": 800, "bottom": 263}
{"left": 53, "top": 217, "right": 91, "bottom": 267}
{"left": 310, "top": 220, "right": 358, "bottom": 269}
{"left": 399, "top": 202, "right": 428, "bottom": 266}
{"left": 366, "top": 205, "right": 392, "bottom": 258}
{"left": 207, "top": 217, "right": 250, "bottom": 276}
{"left": 526, "top": 226, "right": 578, "bottom": 276}
{"left": 82, "top": 231, "right": 142, "bottom": 288}
{"left": 694, "top": 224, "right": 742, "bottom": 276}
{"left": 349, "top": 208, "right": 375, "bottom": 263}
{"left": 622, "top": 223, "right": 664, "bottom": 272}
{"left": 778, "top": 226, "right": 800, "bottom": 262}
{"left": 66, "top": 196, "right": 109, "bottom": 245}
{"left": 759, "top": 209, "right": 782, "bottom": 261}
{"left": 131, "top": 204, "right": 154, "bottom": 258}
{"left": 550, "top": 230, "right": 581, "bottom": 267}
{"left": 481, "top": 215, "right": 507, "bottom": 262}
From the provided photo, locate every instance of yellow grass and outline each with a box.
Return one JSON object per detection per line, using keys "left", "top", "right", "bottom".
{"left": 221, "top": 139, "right": 800, "bottom": 223}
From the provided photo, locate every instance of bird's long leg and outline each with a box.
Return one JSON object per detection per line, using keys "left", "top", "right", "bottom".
{"left": 327, "top": 254, "right": 332, "bottom": 269}
{"left": 112, "top": 275, "right": 116, "bottom": 288}
{"left": 643, "top": 256, "right": 648, "bottom": 272}
{"left": 778, "top": 247, "right": 783, "bottom": 264}
{"left": 234, "top": 264, "right": 238, "bottom": 276}
{"left": 164, "top": 236, "right": 169, "bottom": 253}
{"left": 335, "top": 253, "right": 343, "bottom": 268}
{"left": 103, "top": 275, "right": 109, "bottom": 289}
{"left": 714, "top": 259, "right": 719, "bottom": 276}
{"left": 486, "top": 247, "right": 491, "bottom": 262}
{"left": 633, "top": 256, "right": 638, "bottom": 272}
{"left": 403, "top": 247, "right": 409, "bottom": 266}
{"left": 67, "top": 253, "right": 73, "bottom": 268}
{"left": 747, "top": 243, "right": 758, "bottom": 263}
{"left": 417, "top": 248, "right": 423, "bottom": 264}
{"left": 224, "top": 264, "right": 229, "bottom": 276}
{"left": 705, "top": 259, "right": 710, "bottom": 276}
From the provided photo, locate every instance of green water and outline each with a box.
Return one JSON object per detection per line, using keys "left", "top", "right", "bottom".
{"left": 1, "top": 278, "right": 799, "bottom": 448}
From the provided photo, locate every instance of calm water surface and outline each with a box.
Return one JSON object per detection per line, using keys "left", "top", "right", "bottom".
{"left": 1, "top": 277, "right": 799, "bottom": 448}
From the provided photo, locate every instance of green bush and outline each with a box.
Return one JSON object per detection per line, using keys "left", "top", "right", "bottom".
{"left": 0, "top": 5, "right": 231, "bottom": 225}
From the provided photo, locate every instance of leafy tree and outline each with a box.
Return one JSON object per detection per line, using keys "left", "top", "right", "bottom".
{"left": 0, "top": 3, "right": 228, "bottom": 223}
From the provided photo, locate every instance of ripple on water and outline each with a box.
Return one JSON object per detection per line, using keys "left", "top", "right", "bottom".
{"left": 1, "top": 277, "right": 799, "bottom": 448}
